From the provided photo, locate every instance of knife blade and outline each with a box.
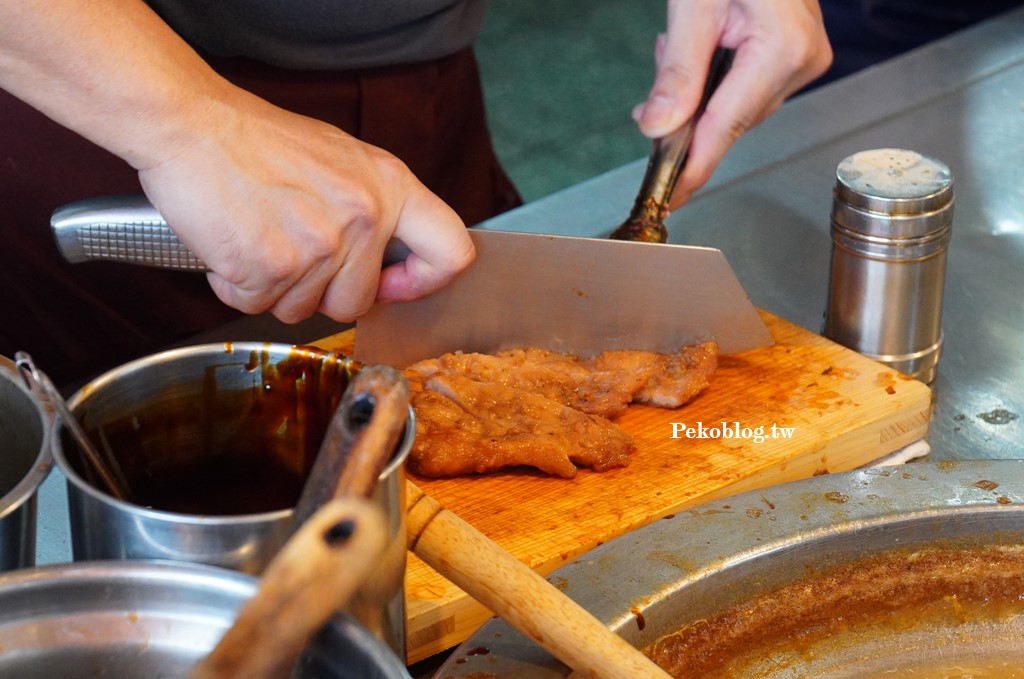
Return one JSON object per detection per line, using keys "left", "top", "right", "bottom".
{"left": 355, "top": 229, "right": 772, "bottom": 367}
{"left": 49, "top": 196, "right": 773, "bottom": 363}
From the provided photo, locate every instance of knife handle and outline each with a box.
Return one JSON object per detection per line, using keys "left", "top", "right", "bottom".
{"left": 51, "top": 194, "right": 208, "bottom": 271}
{"left": 51, "top": 194, "right": 414, "bottom": 271}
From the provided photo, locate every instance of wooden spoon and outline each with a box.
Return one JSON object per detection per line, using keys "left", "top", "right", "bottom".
{"left": 406, "top": 482, "right": 672, "bottom": 679}
{"left": 188, "top": 496, "right": 388, "bottom": 679}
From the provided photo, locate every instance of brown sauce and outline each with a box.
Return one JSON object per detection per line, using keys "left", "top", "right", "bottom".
{"left": 67, "top": 345, "right": 355, "bottom": 516}
{"left": 644, "top": 545, "right": 1024, "bottom": 678}
{"left": 125, "top": 452, "right": 306, "bottom": 515}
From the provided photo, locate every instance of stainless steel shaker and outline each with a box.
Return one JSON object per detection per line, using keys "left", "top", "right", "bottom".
{"left": 824, "top": 148, "right": 953, "bottom": 384}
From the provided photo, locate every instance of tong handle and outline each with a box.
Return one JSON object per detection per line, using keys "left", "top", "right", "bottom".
{"left": 628, "top": 47, "right": 736, "bottom": 220}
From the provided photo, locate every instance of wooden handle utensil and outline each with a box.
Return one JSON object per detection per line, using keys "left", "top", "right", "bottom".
{"left": 609, "top": 47, "right": 735, "bottom": 243}
{"left": 188, "top": 497, "right": 388, "bottom": 679}
{"left": 405, "top": 482, "right": 672, "bottom": 679}
{"left": 291, "top": 363, "right": 411, "bottom": 530}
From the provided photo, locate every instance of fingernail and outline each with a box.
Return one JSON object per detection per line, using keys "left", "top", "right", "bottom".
{"left": 641, "top": 94, "right": 675, "bottom": 128}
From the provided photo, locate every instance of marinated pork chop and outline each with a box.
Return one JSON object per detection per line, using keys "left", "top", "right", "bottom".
{"left": 406, "top": 341, "right": 718, "bottom": 478}
{"left": 408, "top": 341, "right": 718, "bottom": 418}
{"left": 633, "top": 342, "right": 718, "bottom": 408}
{"left": 410, "top": 375, "right": 635, "bottom": 478}
{"left": 408, "top": 348, "right": 645, "bottom": 418}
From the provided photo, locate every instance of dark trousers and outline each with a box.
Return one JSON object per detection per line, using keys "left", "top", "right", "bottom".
{"left": 0, "top": 47, "right": 520, "bottom": 385}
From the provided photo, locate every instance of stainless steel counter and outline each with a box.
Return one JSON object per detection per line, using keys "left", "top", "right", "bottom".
{"left": 480, "top": 7, "right": 1024, "bottom": 463}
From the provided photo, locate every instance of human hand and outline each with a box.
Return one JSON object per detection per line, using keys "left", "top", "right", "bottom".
{"left": 0, "top": 0, "right": 470, "bottom": 324}
{"left": 137, "top": 92, "right": 474, "bottom": 324}
{"left": 632, "top": 0, "right": 832, "bottom": 209}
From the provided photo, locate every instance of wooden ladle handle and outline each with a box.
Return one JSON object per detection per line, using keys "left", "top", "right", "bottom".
{"left": 188, "top": 497, "right": 388, "bottom": 679}
{"left": 405, "top": 482, "right": 671, "bottom": 679}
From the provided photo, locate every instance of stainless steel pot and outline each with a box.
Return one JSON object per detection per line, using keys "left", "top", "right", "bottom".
{"left": 51, "top": 342, "right": 413, "bottom": 657}
{"left": 0, "top": 355, "right": 53, "bottom": 571}
{"left": 436, "top": 460, "right": 1024, "bottom": 677}
{"left": 0, "top": 560, "right": 410, "bottom": 678}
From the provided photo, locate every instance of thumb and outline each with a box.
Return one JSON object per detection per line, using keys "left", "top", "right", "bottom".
{"left": 633, "top": 10, "right": 721, "bottom": 138}
{"left": 375, "top": 185, "right": 475, "bottom": 303}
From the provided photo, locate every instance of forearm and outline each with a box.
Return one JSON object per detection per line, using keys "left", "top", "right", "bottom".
{"left": 0, "top": 0, "right": 474, "bottom": 323}
{"left": 0, "top": 0, "right": 235, "bottom": 170}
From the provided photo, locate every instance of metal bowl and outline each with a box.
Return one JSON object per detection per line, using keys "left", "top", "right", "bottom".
{"left": 435, "top": 460, "right": 1024, "bottom": 677}
{"left": 0, "top": 355, "right": 53, "bottom": 571}
{"left": 0, "top": 560, "right": 410, "bottom": 678}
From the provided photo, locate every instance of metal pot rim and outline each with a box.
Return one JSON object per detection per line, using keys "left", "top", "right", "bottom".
{"left": 0, "top": 559, "right": 413, "bottom": 679}
{"left": 0, "top": 356, "right": 54, "bottom": 521}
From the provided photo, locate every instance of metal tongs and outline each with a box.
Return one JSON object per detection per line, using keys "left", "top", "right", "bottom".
{"left": 15, "top": 352, "right": 133, "bottom": 502}
{"left": 611, "top": 47, "right": 735, "bottom": 243}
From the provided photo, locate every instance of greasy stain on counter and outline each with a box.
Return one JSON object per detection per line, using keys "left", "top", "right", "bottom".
{"left": 977, "top": 409, "right": 1019, "bottom": 425}
{"left": 548, "top": 575, "right": 569, "bottom": 591}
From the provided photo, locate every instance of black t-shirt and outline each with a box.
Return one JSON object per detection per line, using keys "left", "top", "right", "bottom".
{"left": 144, "top": 0, "right": 487, "bottom": 69}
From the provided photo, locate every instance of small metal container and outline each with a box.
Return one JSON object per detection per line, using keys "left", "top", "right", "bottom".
{"left": 0, "top": 356, "right": 53, "bottom": 571}
{"left": 0, "top": 560, "right": 410, "bottom": 678}
{"left": 823, "top": 148, "right": 953, "bottom": 383}
{"left": 52, "top": 343, "right": 414, "bottom": 658}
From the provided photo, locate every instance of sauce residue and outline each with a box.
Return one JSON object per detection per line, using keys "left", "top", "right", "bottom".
{"left": 645, "top": 544, "right": 1024, "bottom": 678}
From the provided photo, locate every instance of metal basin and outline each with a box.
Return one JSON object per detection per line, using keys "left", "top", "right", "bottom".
{"left": 435, "top": 460, "right": 1024, "bottom": 677}
{"left": 0, "top": 355, "right": 52, "bottom": 572}
{"left": 0, "top": 560, "right": 410, "bottom": 678}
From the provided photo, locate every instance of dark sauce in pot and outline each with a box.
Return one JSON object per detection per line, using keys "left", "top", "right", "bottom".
{"left": 66, "top": 345, "right": 356, "bottom": 516}
{"left": 123, "top": 452, "right": 306, "bottom": 515}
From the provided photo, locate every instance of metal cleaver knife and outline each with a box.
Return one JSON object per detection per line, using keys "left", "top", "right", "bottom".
{"left": 355, "top": 229, "right": 772, "bottom": 366}
{"left": 50, "top": 196, "right": 773, "bottom": 364}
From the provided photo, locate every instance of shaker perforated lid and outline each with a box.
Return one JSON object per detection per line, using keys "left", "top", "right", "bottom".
{"left": 832, "top": 149, "right": 953, "bottom": 238}
{"left": 835, "top": 149, "right": 953, "bottom": 213}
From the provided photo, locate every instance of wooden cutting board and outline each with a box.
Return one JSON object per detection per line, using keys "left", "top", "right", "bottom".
{"left": 313, "top": 309, "right": 932, "bottom": 663}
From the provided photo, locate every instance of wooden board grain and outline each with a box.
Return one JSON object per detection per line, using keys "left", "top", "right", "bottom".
{"left": 313, "top": 310, "right": 932, "bottom": 663}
